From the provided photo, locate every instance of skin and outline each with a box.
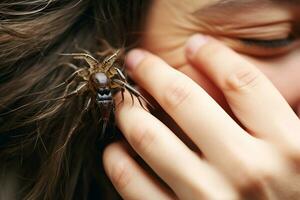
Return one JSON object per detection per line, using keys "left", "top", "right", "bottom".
{"left": 103, "top": 0, "right": 300, "bottom": 199}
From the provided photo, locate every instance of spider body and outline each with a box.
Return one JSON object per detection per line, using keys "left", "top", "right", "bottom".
{"left": 57, "top": 49, "right": 151, "bottom": 142}
{"left": 92, "top": 72, "right": 115, "bottom": 134}
{"left": 0, "top": 49, "right": 151, "bottom": 146}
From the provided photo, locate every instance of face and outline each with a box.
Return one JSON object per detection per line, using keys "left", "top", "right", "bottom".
{"left": 141, "top": 0, "right": 300, "bottom": 117}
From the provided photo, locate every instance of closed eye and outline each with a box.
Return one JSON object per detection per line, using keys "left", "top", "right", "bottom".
{"left": 231, "top": 34, "right": 300, "bottom": 57}
{"left": 240, "top": 36, "right": 296, "bottom": 49}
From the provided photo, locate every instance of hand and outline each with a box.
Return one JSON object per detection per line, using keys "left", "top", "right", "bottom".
{"left": 103, "top": 35, "right": 300, "bottom": 200}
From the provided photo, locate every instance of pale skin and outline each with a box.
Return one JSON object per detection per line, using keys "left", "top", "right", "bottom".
{"left": 103, "top": 0, "right": 300, "bottom": 199}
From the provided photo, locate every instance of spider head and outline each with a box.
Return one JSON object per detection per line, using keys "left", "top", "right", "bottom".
{"left": 92, "top": 72, "right": 111, "bottom": 95}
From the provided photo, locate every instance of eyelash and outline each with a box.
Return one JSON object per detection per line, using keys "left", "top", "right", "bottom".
{"left": 240, "top": 36, "right": 296, "bottom": 49}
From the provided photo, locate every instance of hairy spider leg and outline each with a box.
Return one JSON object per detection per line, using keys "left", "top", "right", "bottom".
{"left": 103, "top": 50, "right": 121, "bottom": 72}
{"left": 74, "top": 43, "right": 93, "bottom": 55}
{"left": 114, "top": 67, "right": 134, "bottom": 105}
{"left": 0, "top": 66, "right": 84, "bottom": 104}
{"left": 0, "top": 82, "right": 88, "bottom": 116}
{"left": 28, "top": 67, "right": 86, "bottom": 97}
{"left": 114, "top": 87, "right": 126, "bottom": 108}
{"left": 114, "top": 67, "right": 126, "bottom": 80}
{"left": 59, "top": 62, "right": 79, "bottom": 71}
{"left": 0, "top": 80, "right": 79, "bottom": 131}
{"left": 112, "top": 79, "right": 153, "bottom": 110}
{"left": 96, "top": 38, "right": 116, "bottom": 56}
{"left": 60, "top": 53, "right": 99, "bottom": 69}
{"left": 96, "top": 49, "right": 114, "bottom": 57}
{"left": 64, "top": 82, "right": 88, "bottom": 99}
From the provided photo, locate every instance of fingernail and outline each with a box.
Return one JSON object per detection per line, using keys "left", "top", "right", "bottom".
{"left": 185, "top": 34, "right": 208, "bottom": 57}
{"left": 126, "top": 49, "right": 146, "bottom": 71}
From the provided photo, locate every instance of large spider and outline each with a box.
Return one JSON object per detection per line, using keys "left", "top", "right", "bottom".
{"left": 0, "top": 50, "right": 151, "bottom": 148}
{"left": 56, "top": 50, "right": 151, "bottom": 140}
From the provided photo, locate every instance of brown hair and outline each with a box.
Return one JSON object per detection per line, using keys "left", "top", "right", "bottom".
{"left": 0, "top": 0, "right": 150, "bottom": 199}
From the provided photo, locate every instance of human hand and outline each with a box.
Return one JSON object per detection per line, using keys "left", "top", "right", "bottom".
{"left": 103, "top": 34, "right": 300, "bottom": 199}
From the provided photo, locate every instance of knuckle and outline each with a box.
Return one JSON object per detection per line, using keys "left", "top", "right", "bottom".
{"left": 224, "top": 66, "right": 261, "bottom": 92}
{"left": 231, "top": 142, "right": 280, "bottom": 193}
{"left": 129, "top": 123, "right": 156, "bottom": 153}
{"left": 164, "top": 75, "right": 193, "bottom": 109}
{"left": 272, "top": 122, "right": 300, "bottom": 165}
{"left": 285, "top": 145, "right": 300, "bottom": 167}
{"left": 234, "top": 158, "right": 276, "bottom": 195}
{"left": 239, "top": 167, "right": 266, "bottom": 189}
{"left": 190, "top": 186, "right": 238, "bottom": 200}
{"left": 110, "top": 160, "right": 132, "bottom": 190}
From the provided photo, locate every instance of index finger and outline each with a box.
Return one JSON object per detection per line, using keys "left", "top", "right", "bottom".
{"left": 125, "top": 49, "right": 254, "bottom": 162}
{"left": 185, "top": 35, "right": 300, "bottom": 154}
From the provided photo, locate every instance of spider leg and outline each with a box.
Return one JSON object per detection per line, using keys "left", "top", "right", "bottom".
{"left": 64, "top": 82, "right": 88, "bottom": 99}
{"left": 83, "top": 97, "right": 92, "bottom": 112}
{"left": 113, "top": 67, "right": 135, "bottom": 105}
{"left": 0, "top": 68, "right": 82, "bottom": 105}
{"left": 114, "top": 67, "right": 126, "bottom": 81}
{"left": 129, "top": 90, "right": 135, "bottom": 106}
{"left": 116, "top": 87, "right": 125, "bottom": 107}
{"left": 40, "top": 67, "right": 85, "bottom": 94}
{"left": 98, "top": 38, "right": 114, "bottom": 50}
{"left": 1, "top": 81, "right": 76, "bottom": 130}
{"left": 112, "top": 79, "right": 154, "bottom": 110}
{"left": 58, "top": 62, "right": 79, "bottom": 71}
{"left": 103, "top": 50, "right": 121, "bottom": 72}
{"left": 96, "top": 49, "right": 113, "bottom": 57}
{"left": 75, "top": 43, "right": 93, "bottom": 55}
{"left": 60, "top": 53, "right": 99, "bottom": 69}
{"left": 96, "top": 38, "right": 116, "bottom": 56}
{"left": 0, "top": 82, "right": 88, "bottom": 116}
{"left": 6, "top": 67, "right": 85, "bottom": 101}
{"left": 121, "top": 88, "right": 125, "bottom": 103}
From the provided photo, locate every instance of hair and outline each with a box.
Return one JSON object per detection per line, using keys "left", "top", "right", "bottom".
{"left": 0, "top": 0, "right": 151, "bottom": 199}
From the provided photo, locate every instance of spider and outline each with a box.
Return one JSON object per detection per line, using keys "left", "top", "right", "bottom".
{"left": 56, "top": 49, "right": 152, "bottom": 141}
{"left": 0, "top": 50, "right": 152, "bottom": 147}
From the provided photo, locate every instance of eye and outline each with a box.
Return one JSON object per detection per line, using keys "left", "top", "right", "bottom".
{"left": 240, "top": 36, "right": 296, "bottom": 49}
{"left": 231, "top": 34, "right": 299, "bottom": 57}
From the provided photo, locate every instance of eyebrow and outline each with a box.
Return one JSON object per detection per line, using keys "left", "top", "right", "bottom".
{"left": 192, "top": 0, "right": 300, "bottom": 16}
{"left": 197, "top": 0, "right": 300, "bottom": 12}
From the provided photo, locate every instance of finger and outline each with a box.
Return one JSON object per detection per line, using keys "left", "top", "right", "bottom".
{"left": 115, "top": 92, "right": 237, "bottom": 199}
{"left": 185, "top": 34, "right": 300, "bottom": 153}
{"left": 103, "top": 141, "right": 175, "bottom": 200}
{"left": 125, "top": 49, "right": 255, "bottom": 167}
